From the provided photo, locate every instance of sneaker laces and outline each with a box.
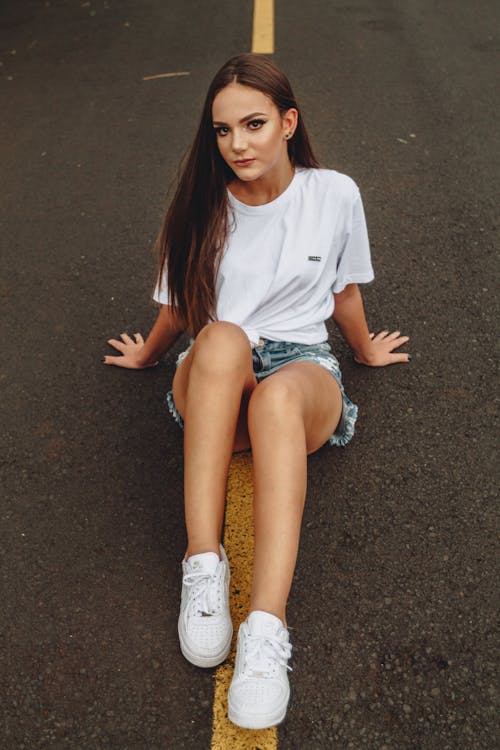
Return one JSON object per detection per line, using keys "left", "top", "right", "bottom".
{"left": 243, "top": 632, "right": 292, "bottom": 678}
{"left": 183, "top": 567, "right": 223, "bottom": 621}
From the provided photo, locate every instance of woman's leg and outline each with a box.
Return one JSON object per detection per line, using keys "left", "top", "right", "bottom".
{"left": 172, "top": 322, "right": 256, "bottom": 558}
{"left": 247, "top": 362, "right": 343, "bottom": 624}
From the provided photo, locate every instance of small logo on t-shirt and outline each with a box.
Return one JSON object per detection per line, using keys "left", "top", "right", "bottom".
{"left": 308, "top": 255, "right": 322, "bottom": 262}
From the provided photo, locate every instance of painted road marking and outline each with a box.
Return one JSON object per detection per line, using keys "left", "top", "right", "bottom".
{"left": 142, "top": 71, "right": 190, "bottom": 80}
{"left": 211, "top": 454, "right": 277, "bottom": 749}
{"left": 252, "top": 0, "right": 275, "bottom": 54}
{"left": 211, "top": 4, "right": 277, "bottom": 744}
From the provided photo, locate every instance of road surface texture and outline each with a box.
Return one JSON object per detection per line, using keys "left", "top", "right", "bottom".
{"left": 1, "top": 1, "right": 498, "bottom": 748}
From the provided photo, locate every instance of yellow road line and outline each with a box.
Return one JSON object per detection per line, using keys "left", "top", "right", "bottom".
{"left": 211, "top": 454, "right": 278, "bottom": 750}
{"left": 211, "top": 6, "right": 277, "bottom": 745}
{"left": 252, "top": 0, "right": 275, "bottom": 54}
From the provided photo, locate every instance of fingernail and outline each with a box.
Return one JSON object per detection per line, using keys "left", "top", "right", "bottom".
{"left": 101, "top": 357, "right": 106, "bottom": 363}
{"left": 407, "top": 354, "right": 412, "bottom": 362}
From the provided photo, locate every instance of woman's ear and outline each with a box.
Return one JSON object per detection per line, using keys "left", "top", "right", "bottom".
{"left": 282, "top": 108, "right": 298, "bottom": 138}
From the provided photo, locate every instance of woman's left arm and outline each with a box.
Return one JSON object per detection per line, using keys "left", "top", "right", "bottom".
{"left": 333, "top": 284, "right": 410, "bottom": 366}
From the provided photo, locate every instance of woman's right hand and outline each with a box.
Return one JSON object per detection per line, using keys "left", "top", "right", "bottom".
{"left": 103, "top": 332, "right": 158, "bottom": 369}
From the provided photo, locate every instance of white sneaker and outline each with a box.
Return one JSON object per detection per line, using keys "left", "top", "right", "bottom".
{"left": 178, "top": 545, "right": 233, "bottom": 668}
{"left": 228, "top": 610, "right": 292, "bottom": 729}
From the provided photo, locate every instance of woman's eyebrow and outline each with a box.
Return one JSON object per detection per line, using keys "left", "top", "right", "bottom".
{"left": 212, "top": 111, "right": 269, "bottom": 126}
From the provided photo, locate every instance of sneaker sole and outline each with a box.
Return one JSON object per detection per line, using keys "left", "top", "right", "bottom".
{"left": 227, "top": 691, "right": 289, "bottom": 730}
{"left": 178, "top": 624, "right": 233, "bottom": 668}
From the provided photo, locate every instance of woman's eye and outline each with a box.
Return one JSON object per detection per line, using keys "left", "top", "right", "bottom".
{"left": 248, "top": 119, "right": 265, "bottom": 130}
{"left": 214, "top": 127, "right": 229, "bottom": 136}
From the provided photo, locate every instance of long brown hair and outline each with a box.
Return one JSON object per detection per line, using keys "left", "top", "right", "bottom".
{"left": 156, "top": 54, "right": 320, "bottom": 335}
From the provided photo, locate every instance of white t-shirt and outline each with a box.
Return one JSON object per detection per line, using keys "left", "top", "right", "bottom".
{"left": 154, "top": 167, "right": 374, "bottom": 347}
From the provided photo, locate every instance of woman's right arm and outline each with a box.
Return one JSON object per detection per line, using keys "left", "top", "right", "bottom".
{"left": 103, "top": 304, "right": 186, "bottom": 369}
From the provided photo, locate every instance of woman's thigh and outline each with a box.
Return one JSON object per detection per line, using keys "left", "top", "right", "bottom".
{"left": 171, "top": 324, "right": 258, "bottom": 452}
{"left": 249, "top": 361, "right": 343, "bottom": 455}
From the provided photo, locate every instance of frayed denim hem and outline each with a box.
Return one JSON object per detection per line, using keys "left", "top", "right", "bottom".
{"left": 327, "top": 390, "right": 358, "bottom": 447}
{"left": 165, "top": 342, "right": 194, "bottom": 429}
{"left": 166, "top": 390, "right": 184, "bottom": 429}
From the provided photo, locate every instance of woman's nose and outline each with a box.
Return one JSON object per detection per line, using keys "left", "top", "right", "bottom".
{"left": 232, "top": 128, "right": 248, "bottom": 153}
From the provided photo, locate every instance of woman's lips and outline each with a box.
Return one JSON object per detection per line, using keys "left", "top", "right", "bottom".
{"left": 234, "top": 158, "right": 255, "bottom": 166}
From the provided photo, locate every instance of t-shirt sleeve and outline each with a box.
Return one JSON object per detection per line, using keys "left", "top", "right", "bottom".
{"left": 332, "top": 189, "right": 374, "bottom": 294}
{"left": 152, "top": 266, "right": 169, "bottom": 305}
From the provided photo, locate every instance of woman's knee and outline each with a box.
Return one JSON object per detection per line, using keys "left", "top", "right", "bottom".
{"left": 192, "top": 321, "right": 253, "bottom": 375}
{"left": 248, "top": 376, "right": 303, "bottom": 426}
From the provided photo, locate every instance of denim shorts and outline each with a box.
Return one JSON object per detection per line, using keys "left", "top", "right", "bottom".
{"left": 166, "top": 338, "right": 358, "bottom": 447}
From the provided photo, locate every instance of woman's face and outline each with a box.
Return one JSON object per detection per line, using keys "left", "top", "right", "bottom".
{"left": 212, "top": 82, "right": 297, "bottom": 182}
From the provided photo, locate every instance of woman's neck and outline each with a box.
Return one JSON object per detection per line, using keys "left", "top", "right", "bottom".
{"left": 228, "top": 159, "right": 295, "bottom": 206}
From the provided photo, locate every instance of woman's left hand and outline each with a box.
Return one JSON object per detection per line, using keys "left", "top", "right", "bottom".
{"left": 355, "top": 330, "right": 411, "bottom": 367}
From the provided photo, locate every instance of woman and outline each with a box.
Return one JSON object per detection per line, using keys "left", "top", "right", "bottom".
{"left": 104, "top": 54, "right": 410, "bottom": 729}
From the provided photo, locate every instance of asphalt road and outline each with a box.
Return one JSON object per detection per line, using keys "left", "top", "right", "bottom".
{"left": 1, "top": 1, "right": 498, "bottom": 748}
